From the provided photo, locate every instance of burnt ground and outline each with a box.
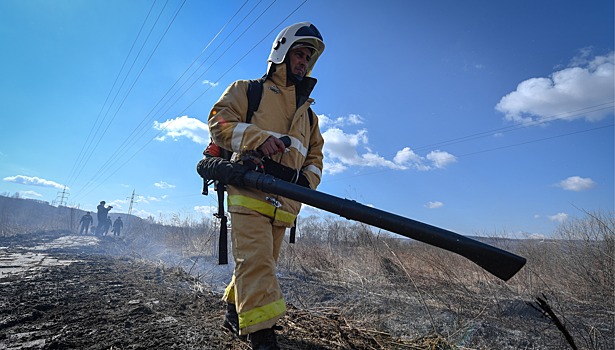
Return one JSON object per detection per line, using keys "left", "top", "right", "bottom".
{"left": 0, "top": 231, "right": 452, "bottom": 350}
{"left": 2, "top": 230, "right": 613, "bottom": 350}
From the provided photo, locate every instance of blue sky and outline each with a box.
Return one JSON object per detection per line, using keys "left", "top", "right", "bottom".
{"left": 1, "top": 0, "right": 613, "bottom": 238}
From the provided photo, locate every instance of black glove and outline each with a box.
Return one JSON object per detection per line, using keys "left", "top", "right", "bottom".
{"left": 197, "top": 157, "right": 250, "bottom": 186}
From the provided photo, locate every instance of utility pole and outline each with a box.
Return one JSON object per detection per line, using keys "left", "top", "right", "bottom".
{"left": 55, "top": 186, "right": 69, "bottom": 207}
{"left": 128, "top": 189, "right": 135, "bottom": 215}
{"left": 52, "top": 186, "right": 71, "bottom": 231}
{"left": 125, "top": 189, "right": 136, "bottom": 234}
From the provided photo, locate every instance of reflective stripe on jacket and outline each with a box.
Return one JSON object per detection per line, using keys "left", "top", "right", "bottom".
{"left": 208, "top": 64, "right": 324, "bottom": 226}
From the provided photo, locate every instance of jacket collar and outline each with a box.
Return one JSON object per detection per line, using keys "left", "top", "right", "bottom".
{"left": 269, "top": 63, "right": 317, "bottom": 104}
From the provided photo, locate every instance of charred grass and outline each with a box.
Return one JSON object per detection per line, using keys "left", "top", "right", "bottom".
{"left": 0, "top": 196, "right": 613, "bottom": 349}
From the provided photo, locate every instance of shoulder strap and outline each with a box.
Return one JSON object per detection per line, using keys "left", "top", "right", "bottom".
{"left": 247, "top": 78, "right": 313, "bottom": 127}
{"left": 246, "top": 78, "right": 265, "bottom": 124}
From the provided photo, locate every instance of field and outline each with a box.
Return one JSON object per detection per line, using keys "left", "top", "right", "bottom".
{"left": 0, "top": 195, "right": 613, "bottom": 349}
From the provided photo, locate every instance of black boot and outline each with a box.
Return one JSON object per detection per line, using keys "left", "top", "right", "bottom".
{"left": 249, "top": 328, "right": 280, "bottom": 350}
{"left": 222, "top": 303, "right": 245, "bottom": 339}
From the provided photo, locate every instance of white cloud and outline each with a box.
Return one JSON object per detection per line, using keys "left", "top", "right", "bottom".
{"left": 318, "top": 113, "right": 364, "bottom": 128}
{"left": 322, "top": 128, "right": 367, "bottom": 163}
{"left": 153, "top": 115, "right": 209, "bottom": 145}
{"left": 108, "top": 199, "right": 128, "bottom": 209}
{"left": 322, "top": 160, "right": 347, "bottom": 175}
{"left": 346, "top": 114, "right": 364, "bottom": 125}
{"left": 132, "top": 208, "right": 156, "bottom": 220}
{"left": 360, "top": 152, "right": 405, "bottom": 169}
{"left": 322, "top": 128, "right": 456, "bottom": 174}
{"left": 556, "top": 176, "right": 596, "bottom": 191}
{"left": 322, "top": 128, "right": 407, "bottom": 172}
{"left": 18, "top": 190, "right": 43, "bottom": 199}
{"left": 3, "top": 175, "right": 67, "bottom": 190}
{"left": 154, "top": 181, "right": 176, "bottom": 189}
{"left": 202, "top": 80, "right": 219, "bottom": 88}
{"left": 549, "top": 212, "right": 569, "bottom": 223}
{"left": 194, "top": 205, "right": 217, "bottom": 217}
{"left": 495, "top": 51, "right": 614, "bottom": 124}
{"left": 393, "top": 147, "right": 423, "bottom": 165}
{"left": 524, "top": 233, "right": 547, "bottom": 240}
{"left": 298, "top": 204, "right": 326, "bottom": 216}
{"left": 426, "top": 150, "right": 457, "bottom": 169}
{"left": 135, "top": 195, "right": 166, "bottom": 204}
{"left": 425, "top": 201, "right": 444, "bottom": 209}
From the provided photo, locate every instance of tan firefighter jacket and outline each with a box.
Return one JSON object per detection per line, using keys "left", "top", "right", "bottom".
{"left": 207, "top": 64, "right": 324, "bottom": 227}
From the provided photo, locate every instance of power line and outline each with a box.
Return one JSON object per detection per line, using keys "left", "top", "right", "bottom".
{"left": 68, "top": 0, "right": 176, "bottom": 192}
{"left": 79, "top": 0, "right": 610, "bottom": 200}
{"left": 72, "top": 8, "right": 612, "bottom": 201}
{"left": 104, "top": 0, "right": 308, "bottom": 161}
{"left": 145, "top": 0, "right": 261, "bottom": 123}
{"left": 77, "top": 0, "right": 257, "bottom": 193}
{"left": 65, "top": 0, "right": 159, "bottom": 187}
{"left": 129, "top": 113, "right": 615, "bottom": 211}
{"left": 165, "top": 0, "right": 279, "bottom": 114}
{"left": 73, "top": 0, "right": 310, "bottom": 202}
{"left": 101, "top": 0, "right": 251, "bottom": 160}
{"left": 84, "top": 0, "right": 187, "bottom": 183}
{"left": 71, "top": 0, "right": 188, "bottom": 201}
{"left": 412, "top": 101, "right": 614, "bottom": 152}
{"left": 324, "top": 122, "right": 614, "bottom": 183}
{"left": 358, "top": 101, "right": 613, "bottom": 163}
{"left": 100, "top": 0, "right": 279, "bottom": 177}
{"left": 457, "top": 123, "right": 614, "bottom": 157}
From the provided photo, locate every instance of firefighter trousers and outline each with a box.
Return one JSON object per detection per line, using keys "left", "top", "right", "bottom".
{"left": 222, "top": 211, "right": 287, "bottom": 335}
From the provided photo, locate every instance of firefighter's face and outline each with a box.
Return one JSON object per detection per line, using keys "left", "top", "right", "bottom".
{"left": 287, "top": 47, "right": 312, "bottom": 78}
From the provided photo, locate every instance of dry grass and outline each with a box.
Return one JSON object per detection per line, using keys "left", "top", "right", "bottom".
{"left": 277, "top": 211, "right": 614, "bottom": 350}
{"left": 1, "top": 195, "right": 612, "bottom": 349}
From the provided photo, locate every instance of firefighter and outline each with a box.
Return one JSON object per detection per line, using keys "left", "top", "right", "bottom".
{"left": 95, "top": 201, "right": 112, "bottom": 236}
{"left": 112, "top": 217, "right": 123, "bottom": 236}
{"left": 197, "top": 22, "right": 325, "bottom": 349}
{"left": 104, "top": 216, "right": 112, "bottom": 235}
{"left": 79, "top": 212, "right": 93, "bottom": 235}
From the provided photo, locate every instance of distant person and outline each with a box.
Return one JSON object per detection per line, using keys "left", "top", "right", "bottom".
{"left": 112, "top": 217, "right": 123, "bottom": 236}
{"left": 79, "top": 212, "right": 93, "bottom": 235}
{"left": 96, "top": 201, "right": 113, "bottom": 236}
{"left": 104, "top": 216, "right": 112, "bottom": 235}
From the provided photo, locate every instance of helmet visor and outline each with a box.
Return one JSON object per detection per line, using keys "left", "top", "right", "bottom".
{"left": 294, "top": 24, "right": 323, "bottom": 41}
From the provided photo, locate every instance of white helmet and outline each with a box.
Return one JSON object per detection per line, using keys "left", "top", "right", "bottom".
{"left": 267, "top": 22, "right": 325, "bottom": 77}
